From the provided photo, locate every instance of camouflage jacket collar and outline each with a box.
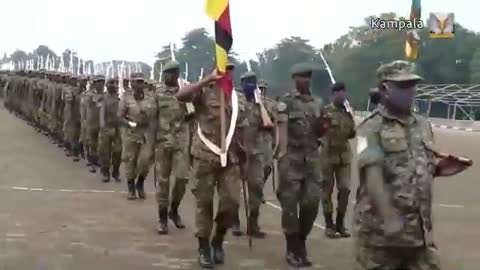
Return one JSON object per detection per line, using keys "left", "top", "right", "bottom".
{"left": 379, "top": 106, "right": 415, "bottom": 125}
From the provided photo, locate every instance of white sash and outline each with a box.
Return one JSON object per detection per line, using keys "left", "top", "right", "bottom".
{"left": 197, "top": 90, "right": 238, "bottom": 167}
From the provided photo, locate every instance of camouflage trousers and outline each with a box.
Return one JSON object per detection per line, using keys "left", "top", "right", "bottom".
{"left": 355, "top": 244, "right": 441, "bottom": 270}
{"left": 122, "top": 140, "right": 153, "bottom": 180}
{"left": 276, "top": 152, "right": 322, "bottom": 236}
{"left": 190, "top": 157, "right": 240, "bottom": 239}
{"left": 98, "top": 128, "right": 122, "bottom": 174}
{"left": 87, "top": 127, "right": 99, "bottom": 164}
{"left": 321, "top": 162, "right": 351, "bottom": 214}
{"left": 242, "top": 153, "right": 266, "bottom": 211}
{"left": 155, "top": 145, "right": 190, "bottom": 209}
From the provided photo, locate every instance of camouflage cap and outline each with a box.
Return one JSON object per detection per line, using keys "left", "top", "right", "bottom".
{"left": 78, "top": 75, "right": 88, "bottom": 81}
{"left": 240, "top": 71, "right": 256, "bottom": 80}
{"left": 258, "top": 79, "right": 268, "bottom": 88}
{"left": 163, "top": 60, "right": 180, "bottom": 72}
{"left": 93, "top": 75, "right": 105, "bottom": 81}
{"left": 290, "top": 62, "right": 316, "bottom": 76}
{"left": 131, "top": 72, "right": 145, "bottom": 81}
{"left": 376, "top": 60, "right": 422, "bottom": 82}
{"left": 106, "top": 77, "right": 118, "bottom": 83}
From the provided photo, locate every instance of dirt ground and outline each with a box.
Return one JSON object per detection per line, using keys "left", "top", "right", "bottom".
{"left": 0, "top": 102, "right": 479, "bottom": 270}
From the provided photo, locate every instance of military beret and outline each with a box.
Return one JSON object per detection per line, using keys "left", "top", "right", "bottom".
{"left": 93, "top": 75, "right": 105, "bottom": 81}
{"left": 106, "top": 78, "right": 118, "bottom": 83}
{"left": 240, "top": 71, "right": 256, "bottom": 80}
{"left": 131, "top": 72, "right": 145, "bottom": 81}
{"left": 290, "top": 62, "right": 315, "bottom": 76}
{"left": 376, "top": 60, "right": 422, "bottom": 82}
{"left": 258, "top": 79, "right": 268, "bottom": 88}
{"left": 163, "top": 60, "right": 180, "bottom": 72}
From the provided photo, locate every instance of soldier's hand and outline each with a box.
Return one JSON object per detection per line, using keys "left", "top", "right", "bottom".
{"left": 434, "top": 155, "right": 472, "bottom": 177}
{"left": 384, "top": 213, "right": 403, "bottom": 237}
{"left": 318, "top": 114, "right": 331, "bottom": 136}
{"left": 207, "top": 69, "right": 223, "bottom": 82}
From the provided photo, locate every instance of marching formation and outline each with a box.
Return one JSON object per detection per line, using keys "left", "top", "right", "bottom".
{"left": 0, "top": 59, "right": 472, "bottom": 269}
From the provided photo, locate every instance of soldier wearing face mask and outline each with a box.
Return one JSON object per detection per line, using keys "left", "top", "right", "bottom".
{"left": 320, "top": 82, "right": 356, "bottom": 238}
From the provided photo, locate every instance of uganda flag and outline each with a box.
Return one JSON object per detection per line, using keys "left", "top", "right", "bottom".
{"left": 206, "top": 0, "right": 233, "bottom": 96}
{"left": 405, "top": 0, "right": 421, "bottom": 61}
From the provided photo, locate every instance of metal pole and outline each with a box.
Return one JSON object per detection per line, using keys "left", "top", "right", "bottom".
{"left": 427, "top": 100, "right": 432, "bottom": 117}
{"left": 452, "top": 104, "right": 457, "bottom": 120}
{"left": 447, "top": 105, "right": 451, "bottom": 119}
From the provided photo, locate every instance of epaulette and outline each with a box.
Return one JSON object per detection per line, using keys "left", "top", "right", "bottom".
{"left": 357, "top": 110, "right": 380, "bottom": 128}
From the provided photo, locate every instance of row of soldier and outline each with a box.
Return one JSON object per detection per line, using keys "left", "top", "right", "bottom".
{"left": 1, "top": 59, "right": 469, "bottom": 269}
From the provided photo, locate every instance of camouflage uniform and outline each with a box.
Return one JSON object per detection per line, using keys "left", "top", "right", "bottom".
{"left": 118, "top": 73, "right": 156, "bottom": 199}
{"left": 98, "top": 79, "right": 122, "bottom": 182}
{"left": 79, "top": 79, "right": 91, "bottom": 161}
{"left": 354, "top": 61, "right": 440, "bottom": 270}
{"left": 187, "top": 63, "right": 247, "bottom": 266}
{"left": 320, "top": 102, "right": 355, "bottom": 237}
{"left": 62, "top": 75, "right": 80, "bottom": 156}
{"left": 154, "top": 60, "right": 190, "bottom": 234}
{"left": 276, "top": 63, "right": 325, "bottom": 267}
{"left": 85, "top": 75, "right": 105, "bottom": 172}
{"left": 232, "top": 72, "right": 275, "bottom": 238}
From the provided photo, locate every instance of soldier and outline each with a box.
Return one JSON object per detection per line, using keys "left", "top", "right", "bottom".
{"left": 258, "top": 79, "right": 275, "bottom": 192}
{"left": 275, "top": 63, "right": 329, "bottom": 267}
{"left": 79, "top": 76, "right": 91, "bottom": 162}
{"left": 62, "top": 74, "right": 78, "bottom": 157}
{"left": 231, "top": 72, "right": 274, "bottom": 238}
{"left": 154, "top": 60, "right": 189, "bottom": 234}
{"left": 176, "top": 64, "right": 247, "bottom": 268}
{"left": 85, "top": 75, "right": 105, "bottom": 173}
{"left": 98, "top": 78, "right": 122, "bottom": 183}
{"left": 118, "top": 72, "right": 156, "bottom": 200}
{"left": 354, "top": 60, "right": 471, "bottom": 270}
{"left": 320, "top": 82, "right": 356, "bottom": 238}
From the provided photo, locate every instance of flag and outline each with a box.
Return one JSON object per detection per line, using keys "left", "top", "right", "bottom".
{"left": 405, "top": 0, "right": 421, "bottom": 61}
{"left": 206, "top": 0, "right": 233, "bottom": 96}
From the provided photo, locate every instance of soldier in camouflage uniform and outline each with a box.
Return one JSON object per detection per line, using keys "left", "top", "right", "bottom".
{"left": 353, "top": 60, "right": 465, "bottom": 270}
{"left": 85, "top": 75, "right": 105, "bottom": 173}
{"left": 258, "top": 79, "right": 275, "bottom": 184}
{"left": 98, "top": 78, "right": 122, "bottom": 182}
{"left": 154, "top": 60, "right": 189, "bottom": 234}
{"left": 231, "top": 72, "right": 274, "bottom": 238}
{"left": 176, "top": 64, "right": 247, "bottom": 268}
{"left": 118, "top": 72, "right": 156, "bottom": 200}
{"left": 275, "top": 63, "right": 329, "bottom": 267}
{"left": 79, "top": 76, "right": 91, "bottom": 162}
{"left": 320, "top": 82, "right": 356, "bottom": 238}
{"left": 62, "top": 74, "right": 79, "bottom": 157}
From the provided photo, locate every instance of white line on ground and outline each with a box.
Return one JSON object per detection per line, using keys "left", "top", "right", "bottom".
{"left": 0, "top": 185, "right": 466, "bottom": 212}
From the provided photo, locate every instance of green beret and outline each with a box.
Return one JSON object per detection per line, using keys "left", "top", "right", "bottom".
{"left": 376, "top": 60, "right": 422, "bottom": 82}
{"left": 258, "top": 79, "right": 268, "bottom": 88}
{"left": 131, "top": 72, "right": 145, "bottom": 81}
{"left": 163, "top": 60, "right": 180, "bottom": 72}
{"left": 240, "top": 71, "right": 256, "bottom": 80}
{"left": 290, "top": 62, "right": 315, "bottom": 76}
{"left": 93, "top": 75, "right": 105, "bottom": 81}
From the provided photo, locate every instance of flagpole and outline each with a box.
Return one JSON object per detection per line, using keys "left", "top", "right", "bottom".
{"left": 220, "top": 86, "right": 226, "bottom": 165}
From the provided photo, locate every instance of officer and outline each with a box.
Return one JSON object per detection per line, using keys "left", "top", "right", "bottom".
{"left": 354, "top": 60, "right": 471, "bottom": 269}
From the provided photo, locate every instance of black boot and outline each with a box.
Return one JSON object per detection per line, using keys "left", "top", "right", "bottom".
{"left": 324, "top": 212, "right": 337, "bottom": 238}
{"left": 157, "top": 208, "right": 169, "bottom": 235}
{"left": 101, "top": 168, "right": 110, "bottom": 183}
{"left": 78, "top": 143, "right": 85, "bottom": 159}
{"left": 168, "top": 201, "right": 185, "bottom": 229}
{"left": 284, "top": 234, "right": 302, "bottom": 267}
{"left": 136, "top": 176, "right": 146, "bottom": 199}
{"left": 72, "top": 143, "right": 80, "bottom": 162}
{"left": 127, "top": 179, "right": 136, "bottom": 200}
{"left": 336, "top": 211, "right": 351, "bottom": 238}
{"left": 112, "top": 167, "right": 121, "bottom": 182}
{"left": 298, "top": 235, "right": 313, "bottom": 267}
{"left": 248, "top": 208, "right": 266, "bottom": 239}
{"left": 64, "top": 142, "right": 72, "bottom": 157}
{"left": 231, "top": 212, "right": 243, "bottom": 237}
{"left": 211, "top": 228, "right": 226, "bottom": 264}
{"left": 197, "top": 238, "right": 214, "bottom": 268}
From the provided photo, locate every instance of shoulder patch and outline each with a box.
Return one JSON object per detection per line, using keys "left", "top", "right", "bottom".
{"left": 276, "top": 102, "right": 287, "bottom": 112}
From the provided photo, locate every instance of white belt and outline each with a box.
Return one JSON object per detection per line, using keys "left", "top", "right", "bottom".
{"left": 197, "top": 90, "right": 238, "bottom": 167}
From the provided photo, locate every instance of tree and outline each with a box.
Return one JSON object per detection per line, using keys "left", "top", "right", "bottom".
{"left": 469, "top": 48, "right": 480, "bottom": 83}
{"left": 10, "top": 50, "right": 28, "bottom": 63}
{"left": 33, "top": 45, "right": 57, "bottom": 58}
